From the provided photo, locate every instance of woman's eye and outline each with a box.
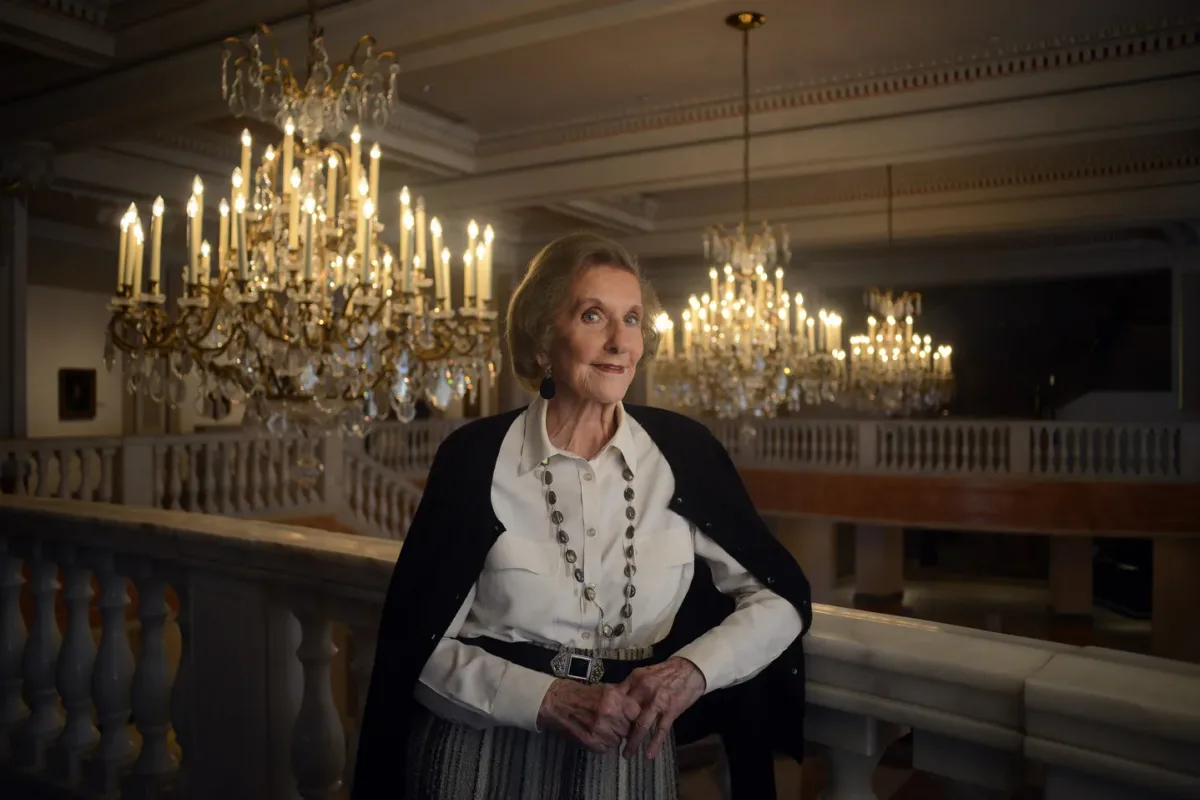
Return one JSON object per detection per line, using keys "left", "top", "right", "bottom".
{"left": 582, "top": 309, "right": 601, "bottom": 323}
{"left": 625, "top": 314, "right": 640, "bottom": 326}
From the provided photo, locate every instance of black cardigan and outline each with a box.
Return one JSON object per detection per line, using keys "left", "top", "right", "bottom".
{"left": 352, "top": 405, "right": 813, "bottom": 797}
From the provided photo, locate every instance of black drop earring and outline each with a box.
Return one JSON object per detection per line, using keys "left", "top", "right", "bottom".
{"left": 539, "top": 368, "right": 556, "bottom": 400}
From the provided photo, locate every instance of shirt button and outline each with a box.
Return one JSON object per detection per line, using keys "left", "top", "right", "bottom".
{"left": 583, "top": 472, "right": 594, "bottom": 481}
{"left": 586, "top": 527, "right": 597, "bottom": 537}
{"left": 581, "top": 631, "right": 591, "bottom": 640}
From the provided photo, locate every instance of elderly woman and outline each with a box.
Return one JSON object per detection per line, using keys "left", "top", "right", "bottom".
{"left": 353, "top": 233, "right": 812, "bottom": 799}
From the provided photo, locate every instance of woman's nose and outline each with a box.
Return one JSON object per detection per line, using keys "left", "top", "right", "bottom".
{"left": 606, "top": 322, "right": 634, "bottom": 352}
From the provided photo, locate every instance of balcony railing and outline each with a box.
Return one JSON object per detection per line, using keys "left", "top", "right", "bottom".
{"left": 1, "top": 496, "right": 1197, "bottom": 799}
{"left": 1, "top": 416, "right": 1195, "bottom": 540}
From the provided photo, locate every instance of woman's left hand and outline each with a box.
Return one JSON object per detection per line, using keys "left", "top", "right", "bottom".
{"left": 618, "top": 656, "right": 706, "bottom": 759}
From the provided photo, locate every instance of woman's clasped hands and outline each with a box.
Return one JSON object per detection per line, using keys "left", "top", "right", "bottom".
{"left": 536, "top": 657, "right": 706, "bottom": 758}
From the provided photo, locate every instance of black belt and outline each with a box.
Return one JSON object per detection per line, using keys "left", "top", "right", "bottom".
{"left": 459, "top": 636, "right": 661, "bottom": 685}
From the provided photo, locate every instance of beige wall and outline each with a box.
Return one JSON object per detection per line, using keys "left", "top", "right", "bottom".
{"left": 25, "top": 285, "right": 125, "bottom": 438}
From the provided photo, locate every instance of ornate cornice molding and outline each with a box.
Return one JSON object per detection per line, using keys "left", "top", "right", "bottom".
{"left": 27, "top": 0, "right": 110, "bottom": 26}
{"left": 657, "top": 144, "right": 1200, "bottom": 220}
{"left": 482, "top": 15, "right": 1200, "bottom": 156}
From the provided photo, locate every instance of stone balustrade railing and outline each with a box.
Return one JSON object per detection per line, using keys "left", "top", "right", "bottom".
{"left": 0, "top": 429, "right": 424, "bottom": 539}
{"left": 707, "top": 417, "right": 1200, "bottom": 480}
{"left": 2, "top": 496, "right": 1198, "bottom": 800}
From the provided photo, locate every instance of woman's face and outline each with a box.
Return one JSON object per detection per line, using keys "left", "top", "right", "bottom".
{"left": 546, "top": 265, "right": 645, "bottom": 406}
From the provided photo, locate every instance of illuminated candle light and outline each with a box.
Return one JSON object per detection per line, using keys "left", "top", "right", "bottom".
{"left": 281, "top": 119, "right": 294, "bottom": 195}
{"left": 349, "top": 125, "right": 362, "bottom": 198}
{"left": 368, "top": 143, "right": 381, "bottom": 206}
{"left": 185, "top": 196, "right": 199, "bottom": 285}
{"left": 302, "top": 194, "right": 317, "bottom": 282}
{"left": 398, "top": 187, "right": 411, "bottom": 291}
{"left": 116, "top": 207, "right": 132, "bottom": 291}
{"left": 239, "top": 130, "right": 252, "bottom": 199}
{"left": 288, "top": 167, "right": 301, "bottom": 250}
{"left": 217, "top": 198, "right": 229, "bottom": 274}
{"left": 325, "top": 153, "right": 339, "bottom": 220}
{"left": 480, "top": 224, "right": 494, "bottom": 305}
{"left": 150, "top": 196, "right": 164, "bottom": 288}
{"left": 235, "top": 194, "right": 249, "bottom": 280}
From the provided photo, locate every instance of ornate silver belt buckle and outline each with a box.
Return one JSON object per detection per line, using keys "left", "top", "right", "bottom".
{"left": 552, "top": 648, "right": 605, "bottom": 684}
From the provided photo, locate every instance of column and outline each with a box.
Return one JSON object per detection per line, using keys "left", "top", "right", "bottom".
{"left": 773, "top": 515, "right": 838, "bottom": 605}
{"left": 0, "top": 194, "right": 28, "bottom": 441}
{"left": 1152, "top": 536, "right": 1200, "bottom": 663}
{"left": 0, "top": 144, "right": 52, "bottom": 442}
{"left": 1048, "top": 536, "right": 1093, "bottom": 618}
{"left": 1172, "top": 249, "right": 1200, "bottom": 419}
{"left": 854, "top": 525, "right": 905, "bottom": 608}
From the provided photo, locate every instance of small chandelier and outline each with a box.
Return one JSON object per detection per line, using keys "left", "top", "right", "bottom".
{"left": 104, "top": 124, "right": 500, "bottom": 437}
{"left": 221, "top": 0, "right": 400, "bottom": 141}
{"left": 652, "top": 11, "right": 846, "bottom": 418}
{"left": 840, "top": 166, "right": 954, "bottom": 416}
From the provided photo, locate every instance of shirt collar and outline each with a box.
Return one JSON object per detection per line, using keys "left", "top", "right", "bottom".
{"left": 517, "top": 396, "right": 638, "bottom": 477}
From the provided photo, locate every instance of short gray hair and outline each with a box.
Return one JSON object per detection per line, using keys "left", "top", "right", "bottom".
{"left": 506, "top": 232, "right": 661, "bottom": 394}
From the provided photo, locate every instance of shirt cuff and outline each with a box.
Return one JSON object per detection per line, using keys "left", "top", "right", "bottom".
{"left": 489, "top": 662, "right": 558, "bottom": 731}
{"left": 671, "top": 633, "right": 732, "bottom": 695}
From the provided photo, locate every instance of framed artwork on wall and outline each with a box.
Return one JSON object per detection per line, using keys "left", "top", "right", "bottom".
{"left": 58, "top": 368, "right": 97, "bottom": 421}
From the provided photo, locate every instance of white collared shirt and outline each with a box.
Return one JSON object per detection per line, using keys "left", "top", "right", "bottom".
{"left": 414, "top": 398, "right": 804, "bottom": 731}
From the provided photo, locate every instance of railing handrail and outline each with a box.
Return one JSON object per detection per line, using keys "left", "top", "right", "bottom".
{"left": 3, "top": 494, "right": 1198, "bottom": 797}
{"left": 0, "top": 494, "right": 399, "bottom": 597}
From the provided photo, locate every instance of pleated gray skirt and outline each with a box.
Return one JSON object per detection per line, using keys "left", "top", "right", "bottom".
{"left": 404, "top": 702, "right": 679, "bottom": 800}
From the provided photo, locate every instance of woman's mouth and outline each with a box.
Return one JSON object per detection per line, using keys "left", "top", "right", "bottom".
{"left": 593, "top": 364, "right": 627, "bottom": 375}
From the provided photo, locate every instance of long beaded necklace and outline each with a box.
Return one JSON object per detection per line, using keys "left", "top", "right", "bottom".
{"left": 539, "top": 457, "right": 637, "bottom": 642}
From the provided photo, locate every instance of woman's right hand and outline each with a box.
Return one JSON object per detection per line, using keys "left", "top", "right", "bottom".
{"left": 536, "top": 679, "right": 641, "bottom": 753}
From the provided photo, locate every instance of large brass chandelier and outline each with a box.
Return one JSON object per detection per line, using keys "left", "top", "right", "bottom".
{"left": 839, "top": 166, "right": 954, "bottom": 415}
{"left": 652, "top": 11, "right": 846, "bottom": 418}
{"left": 105, "top": 13, "right": 500, "bottom": 436}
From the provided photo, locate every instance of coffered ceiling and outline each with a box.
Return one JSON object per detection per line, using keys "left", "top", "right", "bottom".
{"left": 3, "top": 0, "right": 1199, "bottom": 283}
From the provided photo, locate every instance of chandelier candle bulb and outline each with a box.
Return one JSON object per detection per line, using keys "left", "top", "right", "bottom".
{"left": 150, "top": 197, "right": 164, "bottom": 287}
{"left": 440, "top": 247, "right": 451, "bottom": 306}
{"left": 775, "top": 267, "right": 783, "bottom": 299}
{"left": 463, "top": 248, "right": 474, "bottom": 307}
{"left": 481, "top": 224, "right": 494, "bottom": 303}
{"left": 217, "top": 199, "right": 229, "bottom": 271}
{"left": 349, "top": 126, "right": 362, "bottom": 197}
{"left": 325, "top": 154, "right": 338, "bottom": 219}
{"left": 199, "top": 240, "right": 210, "bottom": 284}
{"left": 184, "top": 196, "right": 198, "bottom": 285}
{"left": 429, "top": 215, "right": 443, "bottom": 293}
{"left": 239, "top": 130, "right": 252, "bottom": 198}
{"left": 234, "top": 194, "right": 248, "bottom": 280}
{"left": 302, "top": 194, "right": 316, "bottom": 282}
{"left": 281, "top": 119, "right": 294, "bottom": 193}
{"left": 356, "top": 195, "right": 369, "bottom": 262}
{"left": 414, "top": 198, "right": 426, "bottom": 279}
{"left": 191, "top": 176, "right": 204, "bottom": 275}
{"left": 288, "top": 167, "right": 302, "bottom": 250}
{"left": 401, "top": 209, "right": 413, "bottom": 293}
{"left": 361, "top": 198, "right": 375, "bottom": 282}
{"left": 116, "top": 209, "right": 131, "bottom": 291}
{"left": 132, "top": 221, "right": 144, "bottom": 296}
{"left": 368, "top": 144, "right": 381, "bottom": 205}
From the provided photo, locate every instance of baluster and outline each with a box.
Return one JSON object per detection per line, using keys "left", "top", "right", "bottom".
{"left": 56, "top": 449, "right": 72, "bottom": 499}
{"left": 80, "top": 449, "right": 95, "bottom": 501}
{"left": 168, "top": 445, "right": 184, "bottom": 510}
{"left": 48, "top": 545, "right": 99, "bottom": 784}
{"left": 181, "top": 443, "right": 197, "bottom": 512}
{"left": 365, "top": 470, "right": 379, "bottom": 530}
{"left": 124, "top": 564, "right": 176, "bottom": 797}
{"left": 291, "top": 610, "right": 346, "bottom": 800}
{"left": 169, "top": 574, "right": 194, "bottom": 797}
{"left": 36, "top": 450, "right": 51, "bottom": 497}
{"left": 203, "top": 441, "right": 218, "bottom": 513}
{"left": 251, "top": 439, "right": 265, "bottom": 508}
{"left": 344, "top": 622, "right": 378, "bottom": 788}
{"left": 12, "top": 452, "right": 29, "bottom": 495}
{"left": 236, "top": 440, "right": 250, "bottom": 512}
{"left": 352, "top": 462, "right": 365, "bottom": 522}
{"left": 265, "top": 438, "right": 279, "bottom": 508}
{"left": 152, "top": 445, "right": 166, "bottom": 509}
{"left": 83, "top": 554, "right": 137, "bottom": 794}
{"left": 221, "top": 441, "right": 235, "bottom": 512}
{"left": 99, "top": 446, "right": 115, "bottom": 502}
{"left": 0, "top": 540, "right": 28, "bottom": 753}
{"left": 13, "top": 540, "right": 63, "bottom": 768}
{"left": 279, "top": 440, "right": 292, "bottom": 507}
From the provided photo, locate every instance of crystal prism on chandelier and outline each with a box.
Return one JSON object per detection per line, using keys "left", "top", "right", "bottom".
{"left": 104, "top": 122, "right": 501, "bottom": 438}
{"left": 221, "top": 4, "right": 400, "bottom": 142}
